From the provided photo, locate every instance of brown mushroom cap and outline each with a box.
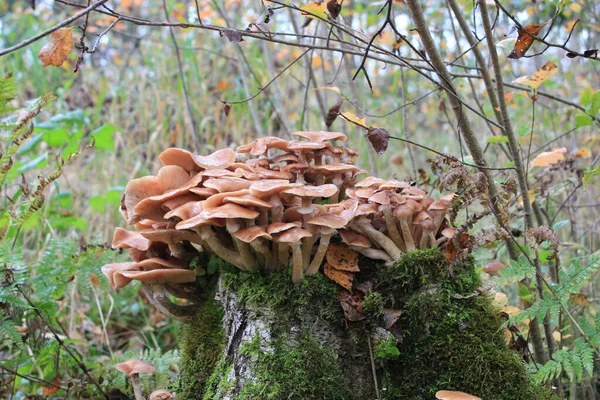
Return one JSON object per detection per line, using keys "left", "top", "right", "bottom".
{"left": 223, "top": 194, "right": 273, "bottom": 208}
{"left": 282, "top": 184, "right": 338, "bottom": 199}
{"left": 140, "top": 229, "right": 203, "bottom": 244}
{"left": 355, "top": 176, "right": 385, "bottom": 188}
{"left": 114, "top": 359, "right": 156, "bottom": 376}
{"left": 379, "top": 179, "right": 412, "bottom": 190}
{"left": 203, "top": 189, "right": 250, "bottom": 209}
{"left": 292, "top": 131, "right": 347, "bottom": 142}
{"left": 164, "top": 200, "right": 204, "bottom": 220}
{"left": 102, "top": 262, "right": 138, "bottom": 289}
{"left": 266, "top": 221, "right": 302, "bottom": 234}
{"left": 339, "top": 229, "right": 371, "bottom": 248}
{"left": 203, "top": 177, "right": 252, "bottom": 192}
{"left": 233, "top": 225, "right": 273, "bottom": 242}
{"left": 199, "top": 203, "right": 260, "bottom": 220}
{"left": 193, "top": 148, "right": 236, "bottom": 169}
{"left": 287, "top": 140, "right": 328, "bottom": 151}
{"left": 112, "top": 228, "right": 151, "bottom": 251}
{"left": 435, "top": 390, "right": 481, "bottom": 400}
{"left": 249, "top": 180, "right": 298, "bottom": 197}
{"left": 117, "top": 269, "right": 197, "bottom": 285}
{"left": 149, "top": 389, "right": 176, "bottom": 400}
{"left": 121, "top": 166, "right": 191, "bottom": 224}
{"left": 159, "top": 148, "right": 199, "bottom": 172}
{"left": 237, "top": 136, "right": 290, "bottom": 155}
{"left": 483, "top": 261, "right": 505, "bottom": 276}
{"left": 135, "top": 257, "right": 188, "bottom": 270}
{"left": 278, "top": 227, "right": 313, "bottom": 242}
{"left": 307, "top": 213, "right": 349, "bottom": 230}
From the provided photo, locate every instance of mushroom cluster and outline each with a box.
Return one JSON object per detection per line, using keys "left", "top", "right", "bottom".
{"left": 102, "top": 132, "right": 456, "bottom": 300}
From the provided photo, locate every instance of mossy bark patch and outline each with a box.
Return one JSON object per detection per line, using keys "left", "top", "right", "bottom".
{"left": 177, "top": 251, "right": 556, "bottom": 400}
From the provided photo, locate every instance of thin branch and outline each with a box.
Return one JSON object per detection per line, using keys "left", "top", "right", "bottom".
{"left": 0, "top": 0, "right": 110, "bottom": 57}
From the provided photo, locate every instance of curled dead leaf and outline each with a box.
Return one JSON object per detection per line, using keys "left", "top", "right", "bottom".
{"left": 221, "top": 28, "right": 243, "bottom": 43}
{"left": 366, "top": 127, "right": 390, "bottom": 155}
{"left": 327, "top": 0, "right": 341, "bottom": 19}
{"left": 507, "top": 21, "right": 549, "bottom": 59}
{"left": 325, "top": 98, "right": 343, "bottom": 127}
{"left": 38, "top": 27, "right": 74, "bottom": 67}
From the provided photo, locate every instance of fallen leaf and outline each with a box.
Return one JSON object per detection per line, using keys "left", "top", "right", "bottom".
{"left": 512, "top": 61, "right": 558, "bottom": 89}
{"left": 507, "top": 21, "right": 549, "bottom": 59}
{"left": 326, "top": 243, "right": 360, "bottom": 272}
{"left": 367, "top": 127, "right": 390, "bottom": 155}
{"left": 327, "top": 0, "right": 341, "bottom": 19}
{"left": 324, "top": 263, "right": 353, "bottom": 290}
{"left": 221, "top": 28, "right": 243, "bottom": 43}
{"left": 530, "top": 147, "right": 567, "bottom": 167}
{"left": 325, "top": 98, "right": 343, "bottom": 127}
{"left": 339, "top": 290, "right": 365, "bottom": 321}
{"left": 341, "top": 111, "right": 367, "bottom": 127}
{"left": 38, "top": 27, "right": 74, "bottom": 67}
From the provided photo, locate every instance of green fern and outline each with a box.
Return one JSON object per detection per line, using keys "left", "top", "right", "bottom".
{"left": 534, "top": 339, "right": 594, "bottom": 383}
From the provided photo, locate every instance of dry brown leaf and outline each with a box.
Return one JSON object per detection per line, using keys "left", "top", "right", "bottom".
{"left": 38, "top": 27, "right": 74, "bottom": 67}
{"left": 325, "top": 243, "right": 360, "bottom": 272}
{"left": 508, "top": 21, "right": 549, "bottom": 59}
{"left": 530, "top": 147, "right": 567, "bottom": 167}
{"left": 324, "top": 263, "right": 353, "bottom": 290}
{"left": 512, "top": 61, "right": 558, "bottom": 89}
{"left": 367, "top": 127, "right": 390, "bottom": 155}
{"left": 502, "top": 305, "right": 521, "bottom": 317}
{"left": 569, "top": 293, "right": 591, "bottom": 307}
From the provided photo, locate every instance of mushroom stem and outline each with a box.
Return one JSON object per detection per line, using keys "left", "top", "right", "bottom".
{"left": 131, "top": 374, "right": 144, "bottom": 400}
{"left": 233, "top": 236, "right": 258, "bottom": 271}
{"left": 305, "top": 233, "right": 332, "bottom": 275}
{"left": 351, "top": 221, "right": 403, "bottom": 260}
{"left": 198, "top": 226, "right": 245, "bottom": 270}
{"left": 250, "top": 239, "right": 272, "bottom": 269}
{"left": 141, "top": 284, "right": 196, "bottom": 321}
{"left": 278, "top": 242, "right": 290, "bottom": 268}
{"left": 291, "top": 242, "right": 304, "bottom": 283}
{"left": 349, "top": 246, "right": 392, "bottom": 261}
{"left": 399, "top": 218, "right": 416, "bottom": 252}
{"left": 382, "top": 205, "right": 405, "bottom": 249}
{"left": 271, "top": 242, "right": 279, "bottom": 269}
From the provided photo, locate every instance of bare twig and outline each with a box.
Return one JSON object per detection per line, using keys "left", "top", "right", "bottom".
{"left": 0, "top": 0, "right": 110, "bottom": 57}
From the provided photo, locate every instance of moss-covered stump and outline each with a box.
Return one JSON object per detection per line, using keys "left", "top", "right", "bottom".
{"left": 176, "top": 250, "right": 555, "bottom": 400}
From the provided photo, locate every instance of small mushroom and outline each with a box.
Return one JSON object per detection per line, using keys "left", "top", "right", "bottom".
{"left": 483, "top": 261, "right": 505, "bottom": 276}
{"left": 305, "top": 213, "right": 348, "bottom": 275}
{"left": 149, "top": 389, "right": 176, "bottom": 400}
{"left": 114, "top": 359, "right": 156, "bottom": 400}
{"left": 278, "top": 227, "right": 313, "bottom": 283}
{"left": 233, "top": 225, "right": 273, "bottom": 268}
{"left": 369, "top": 191, "right": 404, "bottom": 250}
{"left": 435, "top": 390, "right": 481, "bottom": 400}
{"left": 112, "top": 228, "right": 151, "bottom": 251}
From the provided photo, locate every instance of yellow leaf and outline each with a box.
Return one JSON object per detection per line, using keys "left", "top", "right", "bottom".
{"left": 312, "top": 54, "right": 323, "bottom": 68}
{"left": 573, "top": 147, "right": 591, "bottom": 158}
{"left": 565, "top": 19, "right": 579, "bottom": 32}
{"left": 313, "top": 86, "right": 341, "bottom": 95}
{"left": 494, "top": 292, "right": 508, "bottom": 307}
{"left": 530, "top": 147, "right": 567, "bottom": 167}
{"left": 300, "top": 2, "right": 328, "bottom": 20}
{"left": 341, "top": 112, "right": 367, "bottom": 127}
{"left": 38, "top": 27, "right": 74, "bottom": 67}
{"left": 512, "top": 61, "right": 558, "bottom": 89}
{"left": 502, "top": 305, "right": 521, "bottom": 317}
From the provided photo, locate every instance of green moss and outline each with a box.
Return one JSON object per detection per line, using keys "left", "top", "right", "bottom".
{"left": 176, "top": 290, "right": 225, "bottom": 400}
{"left": 368, "top": 249, "right": 555, "bottom": 400}
{"left": 202, "top": 358, "right": 235, "bottom": 400}
{"left": 221, "top": 267, "right": 344, "bottom": 328}
{"left": 238, "top": 332, "right": 350, "bottom": 400}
